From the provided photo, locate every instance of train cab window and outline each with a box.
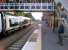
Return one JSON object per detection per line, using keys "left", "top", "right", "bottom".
{"left": 23, "top": 20, "right": 28, "bottom": 24}
{"left": 9, "top": 18, "right": 19, "bottom": 27}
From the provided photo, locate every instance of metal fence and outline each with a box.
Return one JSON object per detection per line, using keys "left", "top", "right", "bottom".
{"left": 0, "top": 3, "right": 55, "bottom": 11}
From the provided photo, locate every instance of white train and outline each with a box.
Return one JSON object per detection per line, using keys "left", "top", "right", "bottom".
{"left": 0, "top": 12, "right": 31, "bottom": 36}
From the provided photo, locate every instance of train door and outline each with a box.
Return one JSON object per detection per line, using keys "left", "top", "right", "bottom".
{"left": 0, "top": 13, "right": 2, "bottom": 33}
{"left": 1, "top": 12, "right": 6, "bottom": 35}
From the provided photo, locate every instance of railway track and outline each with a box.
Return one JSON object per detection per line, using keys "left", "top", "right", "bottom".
{"left": 0, "top": 23, "right": 37, "bottom": 50}
{"left": 7, "top": 25, "right": 36, "bottom": 50}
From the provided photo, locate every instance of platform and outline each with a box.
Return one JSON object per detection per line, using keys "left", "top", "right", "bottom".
{"left": 42, "top": 20, "right": 68, "bottom": 50}
{"left": 22, "top": 24, "right": 41, "bottom": 50}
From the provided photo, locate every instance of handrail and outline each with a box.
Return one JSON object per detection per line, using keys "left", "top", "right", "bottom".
{"left": 0, "top": 3, "right": 54, "bottom": 6}
{"left": 0, "top": 3, "right": 55, "bottom": 11}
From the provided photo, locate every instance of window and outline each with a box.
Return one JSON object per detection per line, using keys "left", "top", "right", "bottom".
{"left": 9, "top": 18, "right": 18, "bottom": 27}
{"left": 24, "top": 20, "right": 28, "bottom": 24}
{"left": 1, "top": 6, "right": 3, "bottom": 9}
{"left": 25, "top": 6, "right": 30, "bottom": 9}
{"left": 48, "top": 6, "right": 52, "bottom": 9}
{"left": 20, "top": 6, "right": 24, "bottom": 9}
{"left": 42, "top": 6, "right": 47, "bottom": 9}
{"left": 15, "top": 6, "right": 19, "bottom": 9}
{"left": 36, "top": 6, "right": 40, "bottom": 9}
{"left": 31, "top": 6, "right": 35, "bottom": 9}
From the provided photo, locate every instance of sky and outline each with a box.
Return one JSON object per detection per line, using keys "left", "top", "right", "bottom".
{"left": 31, "top": 12, "right": 43, "bottom": 20}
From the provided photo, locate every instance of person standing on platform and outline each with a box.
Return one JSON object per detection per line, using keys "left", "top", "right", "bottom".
{"left": 57, "top": 20, "right": 64, "bottom": 46}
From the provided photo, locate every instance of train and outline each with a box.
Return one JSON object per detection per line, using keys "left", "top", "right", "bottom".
{"left": 0, "top": 12, "right": 32, "bottom": 36}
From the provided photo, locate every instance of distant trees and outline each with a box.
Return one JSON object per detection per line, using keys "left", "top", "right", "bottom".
{"left": 15, "top": 11, "right": 35, "bottom": 20}
{"left": 5, "top": 11, "right": 35, "bottom": 20}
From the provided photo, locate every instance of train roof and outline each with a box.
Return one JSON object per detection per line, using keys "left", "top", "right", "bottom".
{"left": 5, "top": 15, "right": 17, "bottom": 18}
{"left": 17, "top": 16, "right": 31, "bottom": 20}
{"left": 5, "top": 15, "right": 31, "bottom": 20}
